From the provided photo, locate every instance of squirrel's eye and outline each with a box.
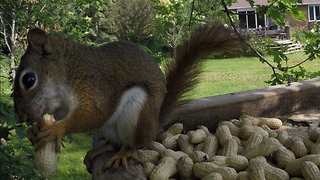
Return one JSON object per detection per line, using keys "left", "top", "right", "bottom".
{"left": 21, "top": 72, "right": 36, "bottom": 90}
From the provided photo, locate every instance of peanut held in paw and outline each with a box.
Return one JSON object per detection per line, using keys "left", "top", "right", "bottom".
{"left": 34, "top": 114, "right": 58, "bottom": 178}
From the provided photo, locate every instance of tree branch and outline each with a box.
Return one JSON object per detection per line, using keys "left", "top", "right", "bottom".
{"left": 221, "top": 0, "right": 319, "bottom": 84}
{"left": 188, "top": 0, "right": 195, "bottom": 33}
{"left": 0, "top": 15, "right": 12, "bottom": 53}
{"left": 222, "top": 0, "right": 284, "bottom": 84}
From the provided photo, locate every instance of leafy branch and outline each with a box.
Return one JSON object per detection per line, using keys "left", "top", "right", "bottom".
{"left": 221, "top": 0, "right": 320, "bottom": 85}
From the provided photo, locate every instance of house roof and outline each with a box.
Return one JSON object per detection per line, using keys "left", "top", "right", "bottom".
{"left": 229, "top": 0, "right": 267, "bottom": 9}
{"left": 229, "top": 0, "right": 320, "bottom": 9}
{"left": 302, "top": 0, "right": 320, "bottom": 4}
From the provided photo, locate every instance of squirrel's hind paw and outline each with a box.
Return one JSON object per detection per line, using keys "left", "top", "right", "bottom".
{"left": 105, "top": 146, "right": 139, "bottom": 169}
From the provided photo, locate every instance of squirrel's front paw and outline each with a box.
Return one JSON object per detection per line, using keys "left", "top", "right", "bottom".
{"left": 26, "top": 123, "right": 41, "bottom": 147}
{"left": 27, "top": 120, "right": 65, "bottom": 153}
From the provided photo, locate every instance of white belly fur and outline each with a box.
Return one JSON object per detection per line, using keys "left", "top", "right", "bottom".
{"left": 98, "top": 86, "right": 148, "bottom": 148}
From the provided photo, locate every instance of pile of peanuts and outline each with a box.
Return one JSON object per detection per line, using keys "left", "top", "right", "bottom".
{"left": 138, "top": 114, "right": 320, "bottom": 180}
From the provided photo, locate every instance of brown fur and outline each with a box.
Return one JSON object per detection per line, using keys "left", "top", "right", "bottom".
{"left": 13, "top": 24, "right": 239, "bottom": 168}
{"left": 160, "top": 25, "right": 240, "bottom": 124}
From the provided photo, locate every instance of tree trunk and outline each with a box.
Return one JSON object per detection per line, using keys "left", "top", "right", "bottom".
{"left": 9, "top": 18, "right": 16, "bottom": 80}
{"left": 0, "top": 13, "right": 17, "bottom": 80}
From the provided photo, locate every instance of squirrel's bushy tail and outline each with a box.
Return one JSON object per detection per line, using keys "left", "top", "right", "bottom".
{"left": 159, "top": 24, "right": 240, "bottom": 124}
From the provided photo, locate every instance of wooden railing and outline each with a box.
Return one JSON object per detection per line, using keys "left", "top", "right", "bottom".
{"left": 244, "top": 27, "right": 290, "bottom": 39}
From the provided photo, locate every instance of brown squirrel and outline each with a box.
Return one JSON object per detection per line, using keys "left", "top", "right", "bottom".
{"left": 13, "top": 24, "right": 239, "bottom": 171}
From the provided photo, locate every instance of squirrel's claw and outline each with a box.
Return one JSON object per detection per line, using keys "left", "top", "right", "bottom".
{"left": 26, "top": 123, "right": 40, "bottom": 146}
{"left": 84, "top": 143, "right": 115, "bottom": 173}
{"left": 105, "top": 146, "right": 139, "bottom": 169}
{"left": 27, "top": 122, "right": 64, "bottom": 153}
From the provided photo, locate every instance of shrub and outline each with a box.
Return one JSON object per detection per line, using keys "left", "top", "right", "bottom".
{"left": 0, "top": 55, "right": 43, "bottom": 179}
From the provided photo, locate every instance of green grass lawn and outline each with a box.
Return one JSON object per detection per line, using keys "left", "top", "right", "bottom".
{"left": 51, "top": 134, "right": 92, "bottom": 180}
{"left": 46, "top": 52, "right": 320, "bottom": 179}
{"left": 186, "top": 51, "right": 320, "bottom": 99}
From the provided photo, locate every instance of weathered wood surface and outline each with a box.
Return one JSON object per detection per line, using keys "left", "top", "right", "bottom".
{"left": 89, "top": 135, "right": 147, "bottom": 180}
{"left": 91, "top": 150, "right": 147, "bottom": 180}
{"left": 91, "top": 78, "right": 320, "bottom": 179}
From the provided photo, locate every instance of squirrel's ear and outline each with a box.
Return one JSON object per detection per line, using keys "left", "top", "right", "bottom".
{"left": 27, "top": 28, "right": 62, "bottom": 57}
{"left": 27, "top": 28, "right": 47, "bottom": 49}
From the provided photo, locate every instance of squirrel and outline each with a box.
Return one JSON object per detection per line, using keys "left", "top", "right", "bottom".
{"left": 13, "top": 24, "right": 239, "bottom": 171}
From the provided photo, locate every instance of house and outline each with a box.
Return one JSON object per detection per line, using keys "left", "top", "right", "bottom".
{"left": 229, "top": 0, "right": 320, "bottom": 30}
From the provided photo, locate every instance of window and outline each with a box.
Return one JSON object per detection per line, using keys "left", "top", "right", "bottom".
{"left": 309, "top": 5, "right": 320, "bottom": 22}
{"left": 238, "top": 10, "right": 266, "bottom": 29}
{"left": 247, "top": 11, "right": 256, "bottom": 28}
{"left": 238, "top": 11, "right": 247, "bottom": 29}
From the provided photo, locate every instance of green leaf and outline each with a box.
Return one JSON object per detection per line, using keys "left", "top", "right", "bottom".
{"left": 247, "top": 0, "right": 255, "bottom": 7}
{"left": 289, "top": 6, "right": 307, "bottom": 21}
{"left": 15, "top": 124, "right": 28, "bottom": 139}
